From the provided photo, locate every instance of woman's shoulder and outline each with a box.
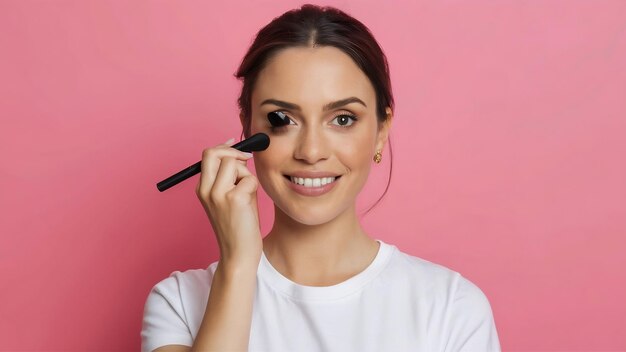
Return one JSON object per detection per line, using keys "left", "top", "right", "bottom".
{"left": 388, "top": 245, "right": 460, "bottom": 282}
{"left": 383, "top": 244, "right": 500, "bottom": 351}
{"left": 385, "top": 243, "right": 492, "bottom": 303}
{"left": 149, "top": 261, "right": 220, "bottom": 299}
{"left": 141, "top": 261, "right": 221, "bottom": 350}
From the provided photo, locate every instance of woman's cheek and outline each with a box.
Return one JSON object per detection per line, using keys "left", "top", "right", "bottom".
{"left": 254, "top": 152, "right": 284, "bottom": 189}
{"left": 338, "top": 133, "right": 371, "bottom": 162}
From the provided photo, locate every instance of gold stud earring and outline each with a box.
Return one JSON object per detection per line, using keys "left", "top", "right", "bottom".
{"left": 374, "top": 150, "right": 382, "bottom": 163}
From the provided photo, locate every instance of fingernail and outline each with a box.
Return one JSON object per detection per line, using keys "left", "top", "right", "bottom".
{"left": 242, "top": 152, "right": 253, "bottom": 158}
{"left": 224, "top": 137, "right": 235, "bottom": 145}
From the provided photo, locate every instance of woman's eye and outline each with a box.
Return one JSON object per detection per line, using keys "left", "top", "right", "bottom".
{"left": 331, "top": 114, "right": 358, "bottom": 127}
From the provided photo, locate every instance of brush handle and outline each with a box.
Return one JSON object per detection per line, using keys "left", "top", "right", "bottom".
{"left": 156, "top": 133, "right": 270, "bottom": 192}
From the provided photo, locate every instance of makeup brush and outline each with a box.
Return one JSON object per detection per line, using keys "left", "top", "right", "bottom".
{"left": 156, "top": 133, "right": 269, "bottom": 192}
{"left": 156, "top": 112, "right": 290, "bottom": 192}
{"left": 267, "top": 111, "right": 290, "bottom": 127}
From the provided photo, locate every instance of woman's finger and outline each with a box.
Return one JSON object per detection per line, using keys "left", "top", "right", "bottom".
{"left": 211, "top": 156, "right": 253, "bottom": 199}
{"left": 197, "top": 147, "right": 253, "bottom": 197}
{"left": 234, "top": 174, "right": 259, "bottom": 198}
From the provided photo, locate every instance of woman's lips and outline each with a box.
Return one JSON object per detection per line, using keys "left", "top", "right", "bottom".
{"left": 284, "top": 175, "right": 341, "bottom": 197}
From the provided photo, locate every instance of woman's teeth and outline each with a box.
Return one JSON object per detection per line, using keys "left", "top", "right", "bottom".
{"left": 289, "top": 176, "right": 338, "bottom": 187}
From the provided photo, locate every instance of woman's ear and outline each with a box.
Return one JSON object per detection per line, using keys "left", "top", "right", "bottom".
{"left": 375, "top": 107, "right": 393, "bottom": 151}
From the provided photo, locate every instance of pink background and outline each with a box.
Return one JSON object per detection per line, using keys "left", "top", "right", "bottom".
{"left": 1, "top": 0, "right": 625, "bottom": 350}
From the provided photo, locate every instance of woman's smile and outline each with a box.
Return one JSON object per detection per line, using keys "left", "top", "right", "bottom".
{"left": 283, "top": 174, "right": 342, "bottom": 197}
{"left": 280, "top": 170, "right": 344, "bottom": 197}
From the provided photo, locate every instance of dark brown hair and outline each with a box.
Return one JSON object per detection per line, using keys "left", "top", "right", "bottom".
{"left": 234, "top": 4, "right": 394, "bottom": 216}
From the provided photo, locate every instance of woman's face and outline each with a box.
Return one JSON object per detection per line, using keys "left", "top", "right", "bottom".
{"left": 245, "top": 46, "right": 391, "bottom": 226}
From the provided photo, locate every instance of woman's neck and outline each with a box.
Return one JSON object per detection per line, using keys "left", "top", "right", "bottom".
{"left": 262, "top": 203, "right": 379, "bottom": 286}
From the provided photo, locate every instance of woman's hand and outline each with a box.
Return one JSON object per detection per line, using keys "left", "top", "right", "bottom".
{"left": 195, "top": 138, "right": 262, "bottom": 270}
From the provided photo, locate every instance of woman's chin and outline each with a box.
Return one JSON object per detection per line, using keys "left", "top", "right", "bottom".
{"left": 274, "top": 203, "right": 338, "bottom": 226}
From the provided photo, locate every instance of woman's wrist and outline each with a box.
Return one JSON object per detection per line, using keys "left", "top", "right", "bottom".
{"left": 216, "top": 257, "right": 260, "bottom": 279}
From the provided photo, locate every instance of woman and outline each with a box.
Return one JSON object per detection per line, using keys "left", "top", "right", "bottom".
{"left": 142, "top": 4, "right": 500, "bottom": 352}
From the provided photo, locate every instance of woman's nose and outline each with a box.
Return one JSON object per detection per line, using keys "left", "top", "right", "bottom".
{"left": 293, "top": 126, "right": 329, "bottom": 164}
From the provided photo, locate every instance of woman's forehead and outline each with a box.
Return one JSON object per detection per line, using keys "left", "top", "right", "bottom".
{"left": 253, "top": 46, "right": 376, "bottom": 108}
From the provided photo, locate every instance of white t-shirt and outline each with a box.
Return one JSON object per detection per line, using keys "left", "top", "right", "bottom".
{"left": 141, "top": 239, "right": 501, "bottom": 352}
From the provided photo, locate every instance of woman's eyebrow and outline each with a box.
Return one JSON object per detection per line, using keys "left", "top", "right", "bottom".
{"left": 260, "top": 97, "right": 367, "bottom": 111}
